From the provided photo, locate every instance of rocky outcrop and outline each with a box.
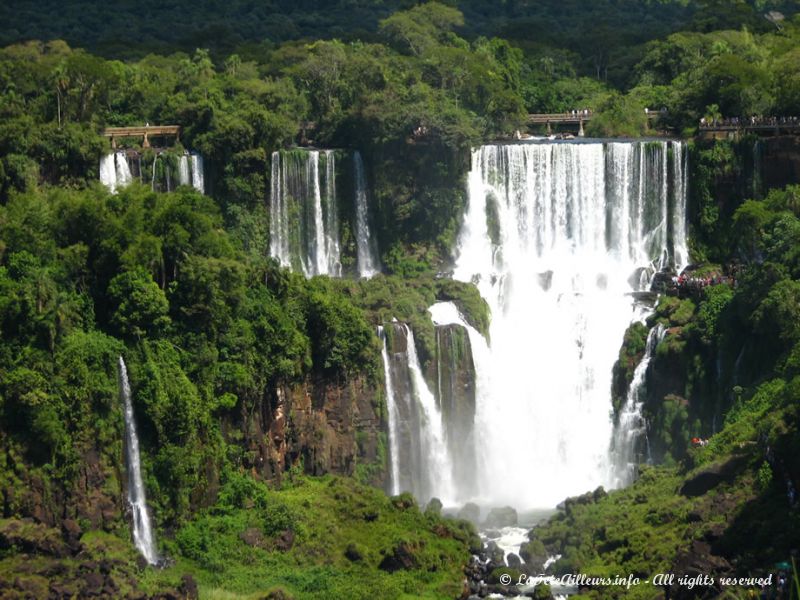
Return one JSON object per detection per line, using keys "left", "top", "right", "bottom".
{"left": 427, "top": 323, "right": 477, "bottom": 496}
{"left": 234, "top": 374, "right": 385, "bottom": 487}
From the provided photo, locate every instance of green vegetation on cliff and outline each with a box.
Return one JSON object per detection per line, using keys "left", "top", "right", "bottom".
{"left": 591, "top": 185, "right": 800, "bottom": 596}
{"left": 0, "top": 474, "right": 480, "bottom": 599}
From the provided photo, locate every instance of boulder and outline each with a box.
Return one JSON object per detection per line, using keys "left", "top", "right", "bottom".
{"left": 457, "top": 502, "right": 480, "bottom": 524}
{"left": 179, "top": 574, "right": 199, "bottom": 600}
{"left": 378, "top": 541, "right": 421, "bottom": 572}
{"left": 484, "top": 506, "right": 517, "bottom": 528}
{"left": 425, "top": 497, "right": 443, "bottom": 516}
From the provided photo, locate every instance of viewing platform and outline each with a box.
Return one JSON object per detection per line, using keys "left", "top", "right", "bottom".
{"left": 527, "top": 110, "right": 664, "bottom": 136}
{"left": 103, "top": 125, "right": 181, "bottom": 148}
{"left": 528, "top": 112, "right": 593, "bottom": 136}
{"left": 699, "top": 118, "right": 800, "bottom": 139}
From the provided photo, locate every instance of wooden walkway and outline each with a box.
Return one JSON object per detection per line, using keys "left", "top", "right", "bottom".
{"left": 103, "top": 125, "right": 181, "bottom": 148}
{"left": 699, "top": 122, "right": 800, "bottom": 134}
{"left": 527, "top": 110, "right": 663, "bottom": 135}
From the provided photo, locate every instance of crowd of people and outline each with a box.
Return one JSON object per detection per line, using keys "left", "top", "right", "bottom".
{"left": 670, "top": 272, "right": 736, "bottom": 291}
{"left": 699, "top": 115, "right": 800, "bottom": 128}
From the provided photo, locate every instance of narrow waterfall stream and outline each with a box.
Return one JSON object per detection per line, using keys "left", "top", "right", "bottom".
{"left": 610, "top": 322, "right": 667, "bottom": 487}
{"left": 118, "top": 357, "right": 159, "bottom": 565}
{"left": 354, "top": 151, "right": 380, "bottom": 277}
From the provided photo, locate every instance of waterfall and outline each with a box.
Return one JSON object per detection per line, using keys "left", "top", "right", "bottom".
{"left": 452, "top": 139, "right": 688, "bottom": 508}
{"left": 178, "top": 154, "right": 190, "bottom": 187}
{"left": 610, "top": 323, "right": 666, "bottom": 487}
{"left": 671, "top": 141, "right": 689, "bottom": 273}
{"left": 100, "top": 151, "right": 134, "bottom": 193}
{"left": 428, "top": 302, "right": 487, "bottom": 500}
{"left": 379, "top": 326, "right": 402, "bottom": 495}
{"left": 115, "top": 151, "right": 133, "bottom": 189}
{"left": 190, "top": 153, "right": 205, "bottom": 193}
{"left": 378, "top": 322, "right": 454, "bottom": 503}
{"left": 117, "top": 357, "right": 159, "bottom": 565}
{"left": 100, "top": 153, "right": 118, "bottom": 192}
{"left": 150, "top": 155, "right": 158, "bottom": 191}
{"left": 353, "top": 151, "right": 380, "bottom": 277}
{"left": 269, "top": 150, "right": 341, "bottom": 277}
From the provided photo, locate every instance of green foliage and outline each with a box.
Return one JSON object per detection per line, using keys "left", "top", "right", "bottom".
{"left": 162, "top": 475, "right": 472, "bottom": 599}
{"left": 107, "top": 268, "right": 171, "bottom": 338}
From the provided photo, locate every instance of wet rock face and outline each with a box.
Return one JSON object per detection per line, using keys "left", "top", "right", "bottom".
{"left": 427, "top": 323, "right": 477, "bottom": 496}
{"left": 234, "top": 374, "right": 386, "bottom": 487}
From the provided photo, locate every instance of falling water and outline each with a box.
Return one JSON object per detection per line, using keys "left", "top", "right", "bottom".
{"left": 377, "top": 322, "right": 454, "bottom": 503}
{"left": 428, "top": 302, "right": 487, "bottom": 500}
{"left": 452, "top": 139, "right": 688, "bottom": 508}
{"left": 100, "top": 151, "right": 134, "bottom": 193}
{"left": 115, "top": 151, "right": 133, "bottom": 189}
{"left": 353, "top": 151, "right": 380, "bottom": 277}
{"left": 190, "top": 153, "right": 205, "bottom": 193}
{"left": 404, "top": 325, "right": 454, "bottom": 503}
{"left": 269, "top": 150, "right": 341, "bottom": 277}
{"left": 99, "top": 153, "right": 118, "bottom": 193}
{"left": 150, "top": 155, "right": 158, "bottom": 191}
{"left": 117, "top": 357, "right": 159, "bottom": 565}
{"left": 671, "top": 141, "right": 689, "bottom": 273}
{"left": 178, "top": 154, "right": 191, "bottom": 187}
{"left": 379, "top": 325, "right": 402, "bottom": 495}
{"left": 610, "top": 323, "right": 666, "bottom": 487}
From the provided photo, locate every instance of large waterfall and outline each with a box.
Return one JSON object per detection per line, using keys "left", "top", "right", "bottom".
{"left": 448, "top": 139, "right": 688, "bottom": 508}
{"left": 610, "top": 323, "right": 666, "bottom": 487}
{"left": 269, "top": 150, "right": 342, "bottom": 277}
{"left": 118, "top": 357, "right": 159, "bottom": 565}
{"left": 353, "top": 151, "right": 380, "bottom": 277}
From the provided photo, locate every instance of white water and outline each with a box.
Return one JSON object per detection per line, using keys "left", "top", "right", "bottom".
{"left": 190, "top": 153, "right": 204, "bottom": 193}
{"left": 99, "top": 153, "right": 118, "bottom": 192}
{"left": 378, "top": 325, "right": 402, "bottom": 495}
{"left": 404, "top": 325, "right": 455, "bottom": 504}
{"left": 178, "top": 154, "right": 191, "bottom": 187}
{"left": 452, "top": 140, "right": 688, "bottom": 508}
{"left": 117, "top": 357, "right": 159, "bottom": 565}
{"left": 353, "top": 151, "right": 380, "bottom": 277}
{"left": 671, "top": 141, "right": 689, "bottom": 273}
{"left": 100, "top": 151, "right": 133, "bottom": 193}
{"left": 610, "top": 323, "right": 666, "bottom": 487}
{"left": 269, "top": 150, "right": 341, "bottom": 277}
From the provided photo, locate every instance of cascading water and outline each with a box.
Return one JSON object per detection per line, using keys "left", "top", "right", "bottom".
{"left": 609, "top": 323, "right": 666, "bottom": 487}
{"left": 99, "top": 153, "right": 118, "bottom": 192}
{"left": 377, "top": 322, "right": 454, "bottom": 503}
{"left": 405, "top": 325, "right": 454, "bottom": 503}
{"left": 178, "top": 154, "right": 191, "bottom": 187}
{"left": 428, "top": 302, "right": 487, "bottom": 500}
{"left": 191, "top": 153, "right": 205, "bottom": 193}
{"left": 117, "top": 357, "right": 159, "bottom": 565}
{"left": 353, "top": 151, "right": 380, "bottom": 277}
{"left": 269, "top": 150, "right": 341, "bottom": 277}
{"left": 379, "top": 325, "right": 402, "bottom": 495}
{"left": 451, "top": 139, "right": 688, "bottom": 508}
{"left": 100, "top": 151, "right": 133, "bottom": 193}
{"left": 671, "top": 141, "right": 689, "bottom": 273}
{"left": 150, "top": 155, "right": 159, "bottom": 191}
{"left": 177, "top": 153, "right": 205, "bottom": 193}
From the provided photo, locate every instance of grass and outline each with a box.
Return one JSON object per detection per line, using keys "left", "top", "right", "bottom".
{"left": 138, "top": 474, "right": 477, "bottom": 600}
